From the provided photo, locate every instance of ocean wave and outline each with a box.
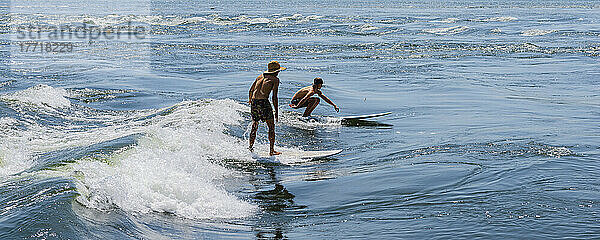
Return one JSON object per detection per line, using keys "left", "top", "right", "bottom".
{"left": 0, "top": 90, "right": 152, "bottom": 154}
{"left": 0, "top": 86, "right": 67, "bottom": 177}
{"left": 0, "top": 84, "right": 71, "bottom": 108}
{"left": 471, "top": 16, "right": 517, "bottom": 22}
{"left": 429, "top": 18, "right": 459, "bottom": 23}
{"left": 0, "top": 116, "right": 35, "bottom": 178}
{"left": 0, "top": 85, "right": 264, "bottom": 219}
{"left": 181, "top": 16, "right": 208, "bottom": 24}
{"left": 0, "top": 143, "right": 34, "bottom": 178}
{"left": 521, "top": 29, "right": 557, "bottom": 36}
{"left": 244, "top": 17, "right": 271, "bottom": 25}
{"left": 275, "top": 13, "right": 304, "bottom": 22}
{"left": 423, "top": 26, "right": 469, "bottom": 35}
{"left": 6, "top": 13, "right": 326, "bottom": 29}
{"left": 0, "top": 85, "right": 139, "bottom": 177}
{"left": 355, "top": 24, "right": 379, "bottom": 32}
{"left": 67, "top": 88, "right": 138, "bottom": 103}
{"left": 72, "top": 99, "right": 257, "bottom": 219}
{"left": 0, "top": 117, "right": 18, "bottom": 126}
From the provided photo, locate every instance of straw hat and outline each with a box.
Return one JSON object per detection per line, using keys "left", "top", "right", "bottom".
{"left": 264, "top": 61, "right": 287, "bottom": 74}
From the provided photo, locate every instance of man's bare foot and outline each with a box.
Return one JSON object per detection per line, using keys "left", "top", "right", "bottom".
{"left": 248, "top": 146, "right": 254, "bottom": 152}
{"left": 269, "top": 150, "right": 282, "bottom": 156}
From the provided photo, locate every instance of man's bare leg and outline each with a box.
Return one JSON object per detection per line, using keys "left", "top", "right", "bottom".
{"left": 302, "top": 97, "right": 320, "bottom": 117}
{"left": 249, "top": 121, "right": 259, "bottom": 152}
{"left": 266, "top": 119, "right": 281, "bottom": 156}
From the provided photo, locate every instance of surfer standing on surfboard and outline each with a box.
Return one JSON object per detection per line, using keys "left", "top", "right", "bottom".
{"left": 289, "top": 77, "right": 339, "bottom": 117}
{"left": 248, "top": 61, "right": 286, "bottom": 156}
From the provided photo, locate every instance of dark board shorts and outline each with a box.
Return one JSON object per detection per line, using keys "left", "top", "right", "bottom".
{"left": 251, "top": 99, "right": 274, "bottom": 122}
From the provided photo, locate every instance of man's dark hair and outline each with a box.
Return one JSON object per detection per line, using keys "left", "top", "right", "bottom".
{"left": 313, "top": 77, "right": 323, "bottom": 85}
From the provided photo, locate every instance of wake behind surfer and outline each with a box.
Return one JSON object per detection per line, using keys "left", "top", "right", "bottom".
{"left": 289, "top": 77, "right": 339, "bottom": 117}
{"left": 248, "top": 61, "right": 286, "bottom": 156}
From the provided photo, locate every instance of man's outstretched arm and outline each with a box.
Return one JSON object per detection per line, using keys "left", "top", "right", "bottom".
{"left": 317, "top": 92, "right": 339, "bottom": 112}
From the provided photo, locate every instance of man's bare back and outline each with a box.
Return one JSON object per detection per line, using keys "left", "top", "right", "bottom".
{"left": 250, "top": 74, "right": 278, "bottom": 100}
{"left": 290, "top": 86, "right": 315, "bottom": 101}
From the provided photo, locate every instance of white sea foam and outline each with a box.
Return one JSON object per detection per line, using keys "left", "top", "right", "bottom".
{"left": 276, "top": 13, "right": 304, "bottom": 22}
{"left": 279, "top": 112, "right": 342, "bottom": 131}
{"left": 0, "top": 142, "right": 34, "bottom": 178}
{"left": 305, "top": 15, "right": 323, "bottom": 21}
{"left": 0, "top": 84, "right": 70, "bottom": 108}
{"left": 70, "top": 99, "right": 257, "bottom": 219}
{"left": 0, "top": 118, "right": 35, "bottom": 177}
{"left": 245, "top": 17, "right": 270, "bottom": 25}
{"left": 0, "top": 117, "right": 33, "bottom": 178}
{"left": 472, "top": 16, "right": 517, "bottom": 22}
{"left": 1, "top": 86, "right": 167, "bottom": 153}
{"left": 183, "top": 16, "right": 208, "bottom": 24}
{"left": 521, "top": 29, "right": 557, "bottom": 36}
{"left": 0, "top": 117, "right": 17, "bottom": 126}
{"left": 74, "top": 128, "right": 255, "bottom": 219}
{"left": 7, "top": 13, "right": 329, "bottom": 29}
{"left": 357, "top": 24, "right": 379, "bottom": 31}
{"left": 0, "top": 86, "right": 259, "bottom": 218}
{"left": 423, "top": 26, "right": 469, "bottom": 35}
{"left": 0, "top": 85, "right": 140, "bottom": 177}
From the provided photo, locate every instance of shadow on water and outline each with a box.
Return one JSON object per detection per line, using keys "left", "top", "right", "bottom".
{"left": 247, "top": 165, "right": 308, "bottom": 240}
{"left": 254, "top": 184, "right": 292, "bottom": 240}
{"left": 341, "top": 119, "right": 393, "bottom": 128}
{"left": 255, "top": 184, "right": 296, "bottom": 212}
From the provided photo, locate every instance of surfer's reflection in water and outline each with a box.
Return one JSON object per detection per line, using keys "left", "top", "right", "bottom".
{"left": 251, "top": 166, "right": 305, "bottom": 240}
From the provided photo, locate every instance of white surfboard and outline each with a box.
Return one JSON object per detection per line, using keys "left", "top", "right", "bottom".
{"left": 341, "top": 112, "right": 392, "bottom": 121}
{"left": 253, "top": 149, "right": 343, "bottom": 161}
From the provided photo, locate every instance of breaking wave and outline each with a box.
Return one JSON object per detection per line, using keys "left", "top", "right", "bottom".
{"left": 0, "top": 85, "right": 260, "bottom": 219}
